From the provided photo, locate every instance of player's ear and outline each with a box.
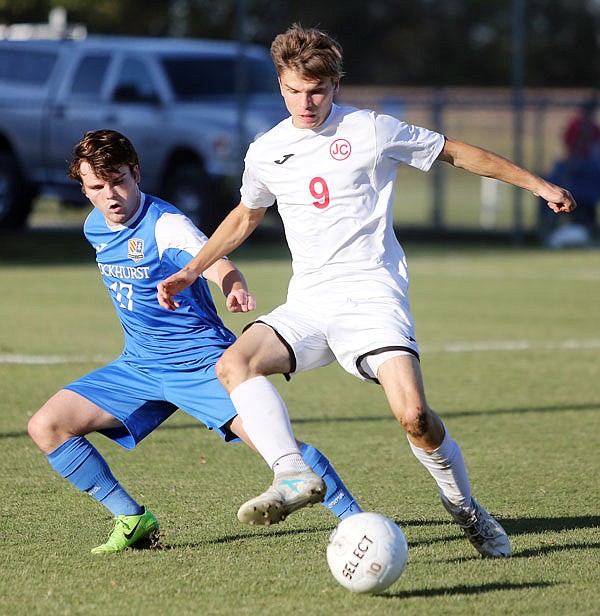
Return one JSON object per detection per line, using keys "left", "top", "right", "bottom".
{"left": 332, "top": 79, "right": 340, "bottom": 95}
{"left": 133, "top": 165, "right": 141, "bottom": 184}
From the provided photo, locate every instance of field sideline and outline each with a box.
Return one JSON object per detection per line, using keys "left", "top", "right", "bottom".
{"left": 4, "top": 336, "right": 600, "bottom": 364}
{"left": 1, "top": 232, "right": 599, "bottom": 615}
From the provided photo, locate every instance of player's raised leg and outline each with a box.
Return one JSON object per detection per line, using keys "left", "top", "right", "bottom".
{"left": 230, "top": 377, "right": 325, "bottom": 525}
{"left": 218, "top": 325, "right": 326, "bottom": 525}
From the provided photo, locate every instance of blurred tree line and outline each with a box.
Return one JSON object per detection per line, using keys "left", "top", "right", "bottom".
{"left": 1, "top": 0, "right": 599, "bottom": 87}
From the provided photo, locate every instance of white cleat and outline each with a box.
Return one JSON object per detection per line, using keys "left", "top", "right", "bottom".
{"left": 442, "top": 496, "right": 511, "bottom": 558}
{"left": 237, "top": 470, "right": 326, "bottom": 526}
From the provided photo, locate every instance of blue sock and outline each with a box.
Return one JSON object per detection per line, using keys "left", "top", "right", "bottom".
{"left": 46, "top": 436, "right": 143, "bottom": 517}
{"left": 300, "top": 443, "right": 362, "bottom": 519}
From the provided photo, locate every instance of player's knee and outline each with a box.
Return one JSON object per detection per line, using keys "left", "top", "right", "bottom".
{"left": 27, "top": 404, "right": 71, "bottom": 453}
{"left": 214, "top": 354, "right": 228, "bottom": 385}
{"left": 27, "top": 409, "right": 51, "bottom": 448}
{"left": 395, "top": 404, "right": 432, "bottom": 439}
{"left": 215, "top": 348, "right": 248, "bottom": 389}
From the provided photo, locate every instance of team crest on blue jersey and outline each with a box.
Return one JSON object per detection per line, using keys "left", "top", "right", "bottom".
{"left": 128, "top": 238, "right": 145, "bottom": 262}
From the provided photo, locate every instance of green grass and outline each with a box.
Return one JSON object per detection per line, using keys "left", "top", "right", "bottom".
{"left": 0, "top": 231, "right": 599, "bottom": 615}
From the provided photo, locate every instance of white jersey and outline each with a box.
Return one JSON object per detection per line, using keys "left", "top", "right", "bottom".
{"left": 240, "top": 103, "right": 445, "bottom": 301}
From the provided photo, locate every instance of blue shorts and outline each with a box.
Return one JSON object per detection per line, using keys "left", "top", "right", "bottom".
{"left": 65, "top": 349, "right": 238, "bottom": 450}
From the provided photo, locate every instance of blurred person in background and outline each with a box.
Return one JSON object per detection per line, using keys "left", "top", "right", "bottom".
{"left": 541, "top": 96, "right": 600, "bottom": 248}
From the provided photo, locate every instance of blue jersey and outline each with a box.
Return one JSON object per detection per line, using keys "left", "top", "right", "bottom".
{"left": 84, "top": 192, "right": 236, "bottom": 362}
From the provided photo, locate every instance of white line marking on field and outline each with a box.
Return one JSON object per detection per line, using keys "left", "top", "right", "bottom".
{"left": 2, "top": 339, "right": 600, "bottom": 365}
{"left": 421, "top": 339, "right": 600, "bottom": 354}
{"left": 0, "top": 354, "right": 113, "bottom": 365}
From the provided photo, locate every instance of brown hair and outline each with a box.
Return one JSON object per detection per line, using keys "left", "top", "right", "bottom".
{"left": 270, "top": 24, "right": 344, "bottom": 81}
{"left": 68, "top": 129, "right": 139, "bottom": 183}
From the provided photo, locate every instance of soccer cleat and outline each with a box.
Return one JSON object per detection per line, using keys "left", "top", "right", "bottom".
{"left": 237, "top": 470, "right": 326, "bottom": 526}
{"left": 91, "top": 506, "right": 160, "bottom": 554}
{"left": 441, "top": 496, "right": 511, "bottom": 558}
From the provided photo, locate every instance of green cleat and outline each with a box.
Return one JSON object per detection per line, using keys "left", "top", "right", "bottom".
{"left": 91, "top": 507, "right": 160, "bottom": 554}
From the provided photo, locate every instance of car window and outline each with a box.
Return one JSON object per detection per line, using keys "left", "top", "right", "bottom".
{"left": 112, "top": 57, "right": 159, "bottom": 103}
{"left": 70, "top": 54, "right": 111, "bottom": 98}
{"left": 160, "top": 56, "right": 278, "bottom": 100}
{"left": 0, "top": 49, "right": 58, "bottom": 84}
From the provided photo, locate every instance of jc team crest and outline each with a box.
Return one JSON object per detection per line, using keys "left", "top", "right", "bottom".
{"left": 330, "top": 138, "right": 351, "bottom": 161}
{"left": 128, "top": 238, "right": 145, "bottom": 263}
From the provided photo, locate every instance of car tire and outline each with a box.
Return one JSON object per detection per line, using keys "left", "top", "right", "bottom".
{"left": 0, "top": 149, "right": 35, "bottom": 229}
{"left": 162, "top": 162, "right": 226, "bottom": 236}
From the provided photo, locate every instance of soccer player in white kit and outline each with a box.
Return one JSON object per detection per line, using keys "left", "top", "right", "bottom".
{"left": 158, "top": 25, "right": 577, "bottom": 558}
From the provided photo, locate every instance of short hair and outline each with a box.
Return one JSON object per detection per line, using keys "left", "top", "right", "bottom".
{"left": 68, "top": 129, "right": 139, "bottom": 183}
{"left": 270, "top": 24, "right": 344, "bottom": 81}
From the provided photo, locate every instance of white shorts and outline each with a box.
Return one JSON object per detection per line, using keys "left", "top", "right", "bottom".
{"left": 254, "top": 294, "right": 419, "bottom": 383}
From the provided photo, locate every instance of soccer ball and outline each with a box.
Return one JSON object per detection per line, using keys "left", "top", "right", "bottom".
{"left": 326, "top": 512, "right": 408, "bottom": 594}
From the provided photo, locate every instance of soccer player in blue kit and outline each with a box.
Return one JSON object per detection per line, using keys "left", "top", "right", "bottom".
{"left": 27, "top": 129, "right": 361, "bottom": 554}
{"left": 158, "top": 25, "right": 578, "bottom": 558}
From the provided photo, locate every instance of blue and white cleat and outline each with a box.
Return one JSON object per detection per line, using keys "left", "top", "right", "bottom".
{"left": 237, "top": 470, "right": 325, "bottom": 525}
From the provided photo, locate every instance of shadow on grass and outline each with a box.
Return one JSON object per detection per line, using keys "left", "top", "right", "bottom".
{"left": 160, "top": 400, "right": 600, "bottom": 431}
{"left": 0, "top": 430, "right": 29, "bottom": 439}
{"left": 0, "top": 230, "right": 93, "bottom": 265}
{"left": 162, "top": 514, "right": 600, "bottom": 554}
{"left": 287, "top": 401, "right": 600, "bottom": 424}
{"left": 391, "top": 515, "right": 600, "bottom": 557}
{"left": 160, "top": 523, "right": 328, "bottom": 551}
{"left": 501, "top": 516, "right": 600, "bottom": 535}
{"left": 0, "top": 225, "right": 526, "bottom": 267}
{"left": 0, "top": 228, "right": 290, "bottom": 266}
{"left": 382, "top": 580, "right": 555, "bottom": 600}
{"left": 395, "top": 515, "right": 600, "bottom": 536}
{"left": 2, "top": 399, "right": 597, "bottom": 440}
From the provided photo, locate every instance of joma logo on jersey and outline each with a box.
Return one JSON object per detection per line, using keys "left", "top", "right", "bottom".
{"left": 330, "top": 138, "right": 351, "bottom": 161}
{"left": 128, "top": 238, "right": 145, "bottom": 263}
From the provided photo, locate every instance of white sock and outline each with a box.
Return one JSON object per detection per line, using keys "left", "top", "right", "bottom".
{"left": 229, "top": 376, "right": 309, "bottom": 474}
{"left": 408, "top": 429, "right": 472, "bottom": 510}
{"left": 272, "top": 452, "right": 310, "bottom": 476}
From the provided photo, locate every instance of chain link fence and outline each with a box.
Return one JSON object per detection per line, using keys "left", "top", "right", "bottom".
{"left": 340, "top": 86, "right": 597, "bottom": 243}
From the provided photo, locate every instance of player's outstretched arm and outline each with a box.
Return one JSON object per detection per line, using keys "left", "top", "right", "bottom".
{"left": 204, "top": 258, "right": 257, "bottom": 313}
{"left": 157, "top": 202, "right": 266, "bottom": 310}
{"left": 438, "top": 137, "right": 577, "bottom": 214}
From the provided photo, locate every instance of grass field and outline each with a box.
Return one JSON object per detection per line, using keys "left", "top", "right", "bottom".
{"left": 1, "top": 230, "right": 599, "bottom": 615}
